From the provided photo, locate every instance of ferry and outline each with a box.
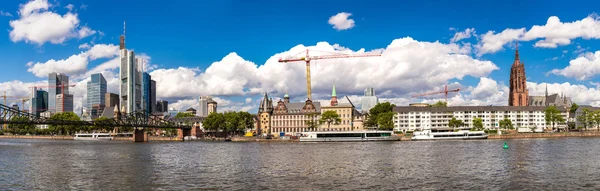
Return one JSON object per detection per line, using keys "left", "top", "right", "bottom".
{"left": 299, "top": 131, "right": 400, "bottom": 142}
{"left": 74, "top": 133, "right": 114, "bottom": 141}
{"left": 411, "top": 129, "right": 488, "bottom": 141}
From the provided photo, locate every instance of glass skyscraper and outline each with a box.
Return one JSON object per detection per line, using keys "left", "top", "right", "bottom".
{"left": 87, "top": 73, "right": 107, "bottom": 117}
{"left": 48, "top": 72, "right": 69, "bottom": 113}
{"left": 361, "top": 87, "right": 379, "bottom": 114}
{"left": 142, "top": 72, "right": 156, "bottom": 115}
{"left": 30, "top": 88, "right": 48, "bottom": 116}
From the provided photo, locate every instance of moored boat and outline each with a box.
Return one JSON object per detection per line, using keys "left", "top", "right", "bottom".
{"left": 74, "top": 133, "right": 113, "bottom": 141}
{"left": 411, "top": 129, "right": 487, "bottom": 141}
{"left": 299, "top": 131, "right": 400, "bottom": 142}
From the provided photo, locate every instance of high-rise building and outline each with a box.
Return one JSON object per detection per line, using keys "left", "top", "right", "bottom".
{"left": 361, "top": 87, "right": 379, "bottom": 113}
{"left": 105, "top": 93, "right": 120, "bottom": 108}
{"left": 55, "top": 94, "right": 73, "bottom": 113}
{"left": 48, "top": 72, "right": 69, "bottom": 112}
{"left": 119, "top": 29, "right": 142, "bottom": 114}
{"left": 142, "top": 72, "right": 156, "bottom": 115}
{"left": 208, "top": 100, "right": 217, "bottom": 114}
{"left": 156, "top": 100, "right": 168, "bottom": 113}
{"left": 30, "top": 88, "right": 48, "bottom": 116}
{"left": 198, "top": 96, "right": 212, "bottom": 117}
{"left": 509, "top": 44, "right": 529, "bottom": 106}
{"left": 87, "top": 73, "right": 107, "bottom": 117}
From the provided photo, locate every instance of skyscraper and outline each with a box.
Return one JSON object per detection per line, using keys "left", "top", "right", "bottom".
{"left": 30, "top": 88, "right": 48, "bottom": 116}
{"left": 119, "top": 27, "right": 142, "bottom": 114}
{"left": 87, "top": 73, "right": 107, "bottom": 117}
{"left": 105, "top": 93, "right": 120, "bottom": 108}
{"left": 142, "top": 72, "right": 156, "bottom": 115}
{"left": 56, "top": 94, "right": 73, "bottom": 113}
{"left": 509, "top": 44, "right": 529, "bottom": 106}
{"left": 48, "top": 72, "right": 69, "bottom": 112}
{"left": 198, "top": 96, "right": 212, "bottom": 117}
{"left": 156, "top": 100, "right": 168, "bottom": 113}
{"left": 361, "top": 87, "right": 379, "bottom": 114}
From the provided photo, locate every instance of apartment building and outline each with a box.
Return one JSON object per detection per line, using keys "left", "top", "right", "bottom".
{"left": 393, "top": 106, "right": 569, "bottom": 132}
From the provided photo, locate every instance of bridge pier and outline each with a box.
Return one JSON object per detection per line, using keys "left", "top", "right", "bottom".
{"left": 177, "top": 128, "right": 191, "bottom": 141}
{"left": 133, "top": 129, "right": 148, "bottom": 142}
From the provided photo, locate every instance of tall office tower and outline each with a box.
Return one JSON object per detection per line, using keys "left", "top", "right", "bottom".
{"left": 142, "top": 73, "right": 156, "bottom": 115}
{"left": 361, "top": 87, "right": 379, "bottom": 113}
{"left": 30, "top": 87, "right": 48, "bottom": 116}
{"left": 55, "top": 94, "right": 74, "bottom": 113}
{"left": 87, "top": 73, "right": 107, "bottom": 117}
{"left": 48, "top": 72, "right": 69, "bottom": 112}
{"left": 198, "top": 96, "right": 212, "bottom": 117}
{"left": 156, "top": 100, "right": 168, "bottom": 112}
{"left": 105, "top": 93, "right": 120, "bottom": 108}
{"left": 119, "top": 26, "right": 142, "bottom": 114}
{"left": 150, "top": 80, "right": 156, "bottom": 113}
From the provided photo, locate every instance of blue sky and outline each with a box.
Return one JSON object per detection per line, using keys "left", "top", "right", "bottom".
{"left": 1, "top": 0, "right": 600, "bottom": 113}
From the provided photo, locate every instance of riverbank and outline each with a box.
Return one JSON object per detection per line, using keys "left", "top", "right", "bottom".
{"left": 488, "top": 131, "right": 600, "bottom": 139}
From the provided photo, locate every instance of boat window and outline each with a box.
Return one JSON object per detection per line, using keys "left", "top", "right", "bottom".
{"left": 316, "top": 133, "right": 362, "bottom": 138}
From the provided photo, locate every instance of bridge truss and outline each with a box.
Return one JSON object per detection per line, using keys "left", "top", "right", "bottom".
{"left": 0, "top": 103, "right": 190, "bottom": 129}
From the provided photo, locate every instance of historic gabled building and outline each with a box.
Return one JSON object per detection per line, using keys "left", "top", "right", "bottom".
{"left": 509, "top": 44, "right": 529, "bottom": 106}
{"left": 320, "top": 84, "right": 365, "bottom": 131}
{"left": 529, "top": 85, "right": 572, "bottom": 109}
{"left": 271, "top": 94, "right": 321, "bottom": 136}
{"left": 257, "top": 93, "right": 274, "bottom": 136}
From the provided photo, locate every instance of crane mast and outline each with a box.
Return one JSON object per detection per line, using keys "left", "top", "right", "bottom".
{"left": 411, "top": 85, "right": 460, "bottom": 104}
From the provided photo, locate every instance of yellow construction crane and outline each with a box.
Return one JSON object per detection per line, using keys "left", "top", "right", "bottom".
{"left": 278, "top": 49, "right": 381, "bottom": 100}
{"left": 1, "top": 92, "right": 30, "bottom": 130}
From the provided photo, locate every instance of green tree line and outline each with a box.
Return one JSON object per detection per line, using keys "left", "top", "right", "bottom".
{"left": 202, "top": 111, "right": 255, "bottom": 135}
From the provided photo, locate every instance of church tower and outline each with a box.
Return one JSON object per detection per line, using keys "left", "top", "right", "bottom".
{"left": 330, "top": 83, "right": 338, "bottom": 106}
{"left": 258, "top": 93, "right": 273, "bottom": 136}
{"left": 508, "top": 43, "right": 529, "bottom": 106}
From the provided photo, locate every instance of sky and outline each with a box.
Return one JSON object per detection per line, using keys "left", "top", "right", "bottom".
{"left": 1, "top": 0, "right": 600, "bottom": 114}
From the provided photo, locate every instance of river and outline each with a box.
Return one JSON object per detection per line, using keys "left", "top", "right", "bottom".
{"left": 1, "top": 138, "right": 599, "bottom": 190}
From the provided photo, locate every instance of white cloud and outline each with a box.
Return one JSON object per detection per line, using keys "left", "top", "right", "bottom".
{"left": 151, "top": 38, "right": 497, "bottom": 103}
{"left": 550, "top": 50, "right": 600, "bottom": 80}
{"left": 86, "top": 44, "right": 119, "bottom": 60}
{"left": 476, "top": 14, "right": 600, "bottom": 55}
{"left": 476, "top": 28, "right": 525, "bottom": 56}
{"left": 27, "top": 53, "right": 88, "bottom": 78}
{"left": 26, "top": 43, "right": 120, "bottom": 78}
{"left": 245, "top": 98, "right": 252, "bottom": 103}
{"left": 78, "top": 43, "right": 90, "bottom": 49}
{"left": 9, "top": 0, "right": 96, "bottom": 45}
{"left": 65, "top": 4, "right": 74, "bottom": 11}
{"left": 78, "top": 26, "right": 96, "bottom": 38}
{"left": 328, "top": 12, "right": 355, "bottom": 31}
{"left": 0, "top": 11, "right": 13, "bottom": 17}
{"left": 450, "top": 28, "right": 475, "bottom": 42}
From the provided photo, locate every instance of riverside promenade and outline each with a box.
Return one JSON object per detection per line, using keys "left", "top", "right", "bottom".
{"left": 488, "top": 131, "right": 600, "bottom": 139}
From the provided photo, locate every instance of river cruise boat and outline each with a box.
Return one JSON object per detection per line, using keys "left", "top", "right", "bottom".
{"left": 299, "top": 131, "right": 400, "bottom": 142}
{"left": 74, "top": 133, "right": 113, "bottom": 141}
{"left": 411, "top": 129, "right": 488, "bottom": 141}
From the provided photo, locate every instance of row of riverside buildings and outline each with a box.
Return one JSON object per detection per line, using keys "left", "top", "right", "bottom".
{"left": 255, "top": 45, "right": 599, "bottom": 136}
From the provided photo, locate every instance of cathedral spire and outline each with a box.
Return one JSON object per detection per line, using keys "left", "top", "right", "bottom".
{"left": 545, "top": 84, "right": 548, "bottom": 97}
{"left": 514, "top": 41, "right": 520, "bottom": 62}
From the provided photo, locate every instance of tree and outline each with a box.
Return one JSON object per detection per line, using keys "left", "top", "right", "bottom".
{"left": 175, "top": 112, "right": 195, "bottom": 118}
{"left": 545, "top": 106, "right": 565, "bottom": 131}
{"left": 202, "top": 112, "right": 225, "bottom": 132}
{"left": 499, "top": 117, "right": 514, "bottom": 130}
{"left": 431, "top": 101, "right": 447, "bottom": 107}
{"left": 7, "top": 116, "right": 35, "bottom": 135}
{"left": 472, "top": 117, "right": 484, "bottom": 131}
{"left": 305, "top": 113, "right": 319, "bottom": 131}
{"left": 93, "top": 116, "right": 113, "bottom": 132}
{"left": 319, "top": 110, "right": 341, "bottom": 129}
{"left": 365, "top": 102, "right": 395, "bottom": 128}
{"left": 48, "top": 112, "right": 81, "bottom": 135}
{"left": 377, "top": 111, "right": 395, "bottom": 130}
{"left": 594, "top": 110, "right": 600, "bottom": 131}
{"left": 570, "top": 103, "right": 579, "bottom": 113}
{"left": 448, "top": 117, "right": 464, "bottom": 129}
{"left": 237, "top": 112, "right": 255, "bottom": 132}
{"left": 577, "top": 108, "right": 590, "bottom": 131}
{"left": 224, "top": 112, "right": 241, "bottom": 134}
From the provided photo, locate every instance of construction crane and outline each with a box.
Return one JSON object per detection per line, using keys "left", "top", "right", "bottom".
{"left": 0, "top": 92, "right": 29, "bottom": 108}
{"left": 278, "top": 49, "right": 381, "bottom": 100}
{"left": 30, "top": 84, "right": 76, "bottom": 113}
{"left": 411, "top": 85, "right": 460, "bottom": 104}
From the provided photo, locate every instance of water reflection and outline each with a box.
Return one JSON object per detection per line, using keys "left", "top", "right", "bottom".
{"left": 1, "top": 138, "right": 600, "bottom": 190}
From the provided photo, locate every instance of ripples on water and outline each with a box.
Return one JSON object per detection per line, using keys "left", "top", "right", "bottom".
{"left": 1, "top": 138, "right": 600, "bottom": 190}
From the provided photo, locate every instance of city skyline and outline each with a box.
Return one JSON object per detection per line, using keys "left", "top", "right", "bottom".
{"left": 1, "top": 0, "right": 600, "bottom": 114}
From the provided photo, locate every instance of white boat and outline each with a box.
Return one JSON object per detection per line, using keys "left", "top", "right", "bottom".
{"left": 74, "top": 133, "right": 114, "bottom": 141}
{"left": 299, "top": 131, "right": 400, "bottom": 142}
{"left": 411, "top": 129, "right": 488, "bottom": 140}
